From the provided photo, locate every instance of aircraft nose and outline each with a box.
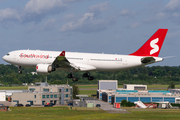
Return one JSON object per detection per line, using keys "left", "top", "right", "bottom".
{"left": 3, "top": 55, "right": 6, "bottom": 60}
{"left": 3, "top": 55, "right": 8, "bottom": 62}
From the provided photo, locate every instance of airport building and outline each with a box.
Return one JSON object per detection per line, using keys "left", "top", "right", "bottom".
{"left": 97, "top": 80, "right": 118, "bottom": 100}
{"left": 11, "top": 82, "right": 73, "bottom": 106}
{"left": 97, "top": 80, "right": 180, "bottom": 104}
{"left": 0, "top": 91, "right": 6, "bottom": 101}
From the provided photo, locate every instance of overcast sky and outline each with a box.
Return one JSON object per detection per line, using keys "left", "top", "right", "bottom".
{"left": 0, "top": 0, "right": 180, "bottom": 66}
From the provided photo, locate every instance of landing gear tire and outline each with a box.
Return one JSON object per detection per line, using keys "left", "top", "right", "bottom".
{"left": 67, "top": 73, "right": 73, "bottom": 78}
{"left": 18, "top": 70, "right": 22, "bottom": 74}
{"left": 88, "top": 76, "right": 94, "bottom": 81}
{"left": 72, "top": 77, "right": 79, "bottom": 82}
{"left": 83, "top": 72, "right": 90, "bottom": 77}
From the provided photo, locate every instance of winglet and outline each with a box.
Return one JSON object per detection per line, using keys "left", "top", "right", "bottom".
{"left": 59, "top": 51, "right": 65, "bottom": 56}
{"left": 129, "top": 29, "right": 168, "bottom": 57}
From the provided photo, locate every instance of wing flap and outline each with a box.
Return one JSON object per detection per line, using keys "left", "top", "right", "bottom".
{"left": 71, "top": 63, "right": 96, "bottom": 71}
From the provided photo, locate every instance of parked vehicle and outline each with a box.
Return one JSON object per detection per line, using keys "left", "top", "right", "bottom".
{"left": 14, "top": 104, "right": 24, "bottom": 107}
{"left": 44, "top": 103, "right": 54, "bottom": 107}
{"left": 96, "top": 104, "right": 101, "bottom": 107}
{"left": 0, "top": 104, "right": 5, "bottom": 106}
{"left": 68, "top": 103, "right": 73, "bottom": 106}
{"left": 49, "top": 103, "right": 54, "bottom": 106}
{"left": 25, "top": 104, "right": 31, "bottom": 107}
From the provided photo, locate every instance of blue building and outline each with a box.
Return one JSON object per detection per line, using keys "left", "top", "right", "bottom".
{"left": 100, "top": 90, "right": 180, "bottom": 104}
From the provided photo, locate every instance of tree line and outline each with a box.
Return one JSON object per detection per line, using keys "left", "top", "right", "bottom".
{"left": 0, "top": 64, "right": 180, "bottom": 85}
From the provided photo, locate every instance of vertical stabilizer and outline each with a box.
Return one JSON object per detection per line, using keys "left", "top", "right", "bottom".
{"left": 129, "top": 29, "right": 168, "bottom": 57}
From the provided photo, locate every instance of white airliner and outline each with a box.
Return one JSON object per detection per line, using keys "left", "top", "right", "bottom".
{"left": 3, "top": 29, "right": 168, "bottom": 81}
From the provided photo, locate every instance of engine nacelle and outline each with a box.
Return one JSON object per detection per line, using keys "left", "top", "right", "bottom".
{"left": 36, "top": 64, "right": 53, "bottom": 73}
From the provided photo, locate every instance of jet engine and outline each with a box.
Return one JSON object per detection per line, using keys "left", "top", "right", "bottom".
{"left": 36, "top": 64, "right": 54, "bottom": 73}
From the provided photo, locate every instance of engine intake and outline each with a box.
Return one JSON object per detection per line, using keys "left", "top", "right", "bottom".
{"left": 36, "top": 64, "right": 53, "bottom": 73}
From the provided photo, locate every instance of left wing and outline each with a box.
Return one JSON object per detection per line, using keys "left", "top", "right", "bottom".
{"left": 52, "top": 51, "right": 96, "bottom": 71}
{"left": 53, "top": 51, "right": 72, "bottom": 68}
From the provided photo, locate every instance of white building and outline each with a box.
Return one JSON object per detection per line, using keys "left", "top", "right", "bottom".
{"left": 0, "top": 92, "right": 6, "bottom": 101}
{"left": 123, "top": 84, "right": 147, "bottom": 90}
{"left": 98, "top": 80, "right": 118, "bottom": 90}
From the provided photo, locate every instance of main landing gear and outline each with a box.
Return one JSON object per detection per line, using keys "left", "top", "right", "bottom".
{"left": 67, "top": 73, "right": 79, "bottom": 82}
{"left": 18, "top": 66, "right": 22, "bottom": 74}
{"left": 67, "top": 72, "right": 94, "bottom": 82}
{"left": 83, "top": 72, "right": 94, "bottom": 81}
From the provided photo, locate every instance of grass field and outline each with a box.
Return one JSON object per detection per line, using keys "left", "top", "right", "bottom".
{"left": 78, "top": 85, "right": 97, "bottom": 88}
{"left": 79, "top": 90, "right": 97, "bottom": 95}
{"left": 0, "top": 86, "right": 28, "bottom": 90}
{"left": 0, "top": 106, "right": 180, "bottom": 120}
{"left": 147, "top": 84, "right": 180, "bottom": 89}
{"left": 1, "top": 84, "right": 180, "bottom": 90}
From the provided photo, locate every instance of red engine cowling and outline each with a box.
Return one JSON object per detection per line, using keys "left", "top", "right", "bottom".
{"left": 36, "top": 64, "right": 52, "bottom": 73}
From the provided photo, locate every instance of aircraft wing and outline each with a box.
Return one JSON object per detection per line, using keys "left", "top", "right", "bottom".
{"left": 141, "top": 57, "right": 155, "bottom": 64}
{"left": 52, "top": 51, "right": 96, "bottom": 71}
{"left": 52, "top": 51, "right": 72, "bottom": 68}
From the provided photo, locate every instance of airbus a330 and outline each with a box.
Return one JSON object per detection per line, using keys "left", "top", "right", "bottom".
{"left": 3, "top": 29, "right": 168, "bottom": 81}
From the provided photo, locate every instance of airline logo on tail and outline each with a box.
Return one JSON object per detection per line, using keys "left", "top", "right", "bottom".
{"left": 129, "top": 29, "right": 168, "bottom": 57}
{"left": 150, "top": 38, "right": 159, "bottom": 55}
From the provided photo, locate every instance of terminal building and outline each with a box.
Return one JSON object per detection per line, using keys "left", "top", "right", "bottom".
{"left": 11, "top": 82, "right": 73, "bottom": 106}
{"left": 97, "top": 80, "right": 180, "bottom": 104}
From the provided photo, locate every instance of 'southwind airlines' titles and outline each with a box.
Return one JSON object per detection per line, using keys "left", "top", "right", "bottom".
{"left": 3, "top": 29, "right": 168, "bottom": 81}
{"left": 19, "top": 53, "right": 49, "bottom": 59}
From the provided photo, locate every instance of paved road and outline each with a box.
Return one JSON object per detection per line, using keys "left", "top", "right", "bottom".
{"left": 79, "top": 88, "right": 97, "bottom": 90}
{"left": 88, "top": 99, "right": 129, "bottom": 113}
{"left": 0, "top": 101, "right": 11, "bottom": 106}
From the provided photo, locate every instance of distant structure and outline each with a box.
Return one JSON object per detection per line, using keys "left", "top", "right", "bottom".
{"left": 22, "top": 83, "right": 28, "bottom": 86}
{"left": 97, "top": 80, "right": 180, "bottom": 104}
{"left": 98, "top": 80, "right": 117, "bottom": 90}
{"left": 0, "top": 91, "right": 6, "bottom": 101}
{"left": 31, "top": 72, "right": 38, "bottom": 75}
{"left": 11, "top": 82, "right": 73, "bottom": 106}
{"left": 123, "top": 84, "right": 147, "bottom": 90}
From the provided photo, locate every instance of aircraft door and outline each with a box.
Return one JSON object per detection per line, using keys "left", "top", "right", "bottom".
{"left": 122, "top": 58, "right": 128, "bottom": 65}
{"left": 12, "top": 54, "right": 16, "bottom": 60}
{"left": 85, "top": 56, "right": 90, "bottom": 64}
{"left": 116, "top": 58, "right": 122, "bottom": 64}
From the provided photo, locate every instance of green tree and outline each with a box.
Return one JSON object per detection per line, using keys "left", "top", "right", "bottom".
{"left": 121, "top": 99, "right": 127, "bottom": 107}
{"left": 168, "top": 81, "right": 175, "bottom": 89}
{"left": 72, "top": 85, "right": 79, "bottom": 99}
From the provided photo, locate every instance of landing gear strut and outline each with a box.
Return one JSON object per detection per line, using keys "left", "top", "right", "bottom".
{"left": 18, "top": 66, "right": 22, "bottom": 74}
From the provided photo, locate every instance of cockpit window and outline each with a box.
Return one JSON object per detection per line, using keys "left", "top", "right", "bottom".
{"left": 7, "top": 54, "right": 10, "bottom": 56}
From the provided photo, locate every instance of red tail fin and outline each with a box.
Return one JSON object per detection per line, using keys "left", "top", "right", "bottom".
{"left": 129, "top": 29, "right": 168, "bottom": 57}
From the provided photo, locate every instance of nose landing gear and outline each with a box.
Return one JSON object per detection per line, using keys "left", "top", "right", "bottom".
{"left": 18, "top": 66, "right": 22, "bottom": 74}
